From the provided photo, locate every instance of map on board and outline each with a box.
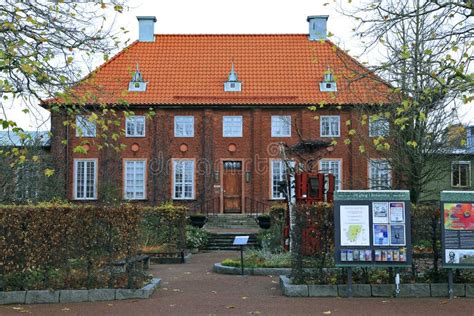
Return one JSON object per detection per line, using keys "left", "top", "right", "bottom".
{"left": 340, "top": 205, "right": 370, "bottom": 246}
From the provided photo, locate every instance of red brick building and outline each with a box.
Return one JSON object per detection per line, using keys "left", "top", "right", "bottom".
{"left": 49, "top": 16, "right": 393, "bottom": 213}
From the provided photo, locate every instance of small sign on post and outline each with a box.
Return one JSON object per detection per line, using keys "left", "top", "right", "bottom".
{"left": 233, "top": 236, "right": 249, "bottom": 276}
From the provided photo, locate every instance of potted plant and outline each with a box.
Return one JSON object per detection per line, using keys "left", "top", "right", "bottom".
{"left": 189, "top": 214, "right": 208, "bottom": 228}
{"left": 256, "top": 214, "right": 271, "bottom": 229}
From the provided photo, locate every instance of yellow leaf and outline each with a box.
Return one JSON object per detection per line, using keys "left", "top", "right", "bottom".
{"left": 44, "top": 168, "right": 55, "bottom": 177}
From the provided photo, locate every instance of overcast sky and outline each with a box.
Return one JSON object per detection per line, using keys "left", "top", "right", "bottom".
{"left": 2, "top": 0, "right": 472, "bottom": 130}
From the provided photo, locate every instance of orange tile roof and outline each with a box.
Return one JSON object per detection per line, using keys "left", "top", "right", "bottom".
{"left": 71, "top": 34, "right": 393, "bottom": 106}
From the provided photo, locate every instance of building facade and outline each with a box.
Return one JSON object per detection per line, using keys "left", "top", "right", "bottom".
{"left": 49, "top": 16, "right": 394, "bottom": 213}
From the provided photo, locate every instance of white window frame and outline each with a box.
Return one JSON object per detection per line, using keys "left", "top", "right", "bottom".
{"left": 320, "top": 115, "right": 340, "bottom": 137}
{"left": 319, "top": 159, "right": 342, "bottom": 191}
{"left": 73, "top": 159, "right": 97, "bottom": 200}
{"left": 174, "top": 116, "right": 194, "bottom": 137}
{"left": 125, "top": 116, "right": 146, "bottom": 137}
{"left": 223, "top": 116, "right": 243, "bottom": 137}
{"left": 124, "top": 159, "right": 147, "bottom": 200}
{"left": 271, "top": 115, "right": 291, "bottom": 137}
{"left": 369, "top": 116, "right": 390, "bottom": 137}
{"left": 270, "top": 159, "right": 295, "bottom": 200}
{"left": 173, "top": 160, "right": 195, "bottom": 200}
{"left": 75, "top": 115, "right": 96, "bottom": 137}
{"left": 451, "top": 161, "right": 471, "bottom": 188}
{"left": 368, "top": 159, "right": 392, "bottom": 190}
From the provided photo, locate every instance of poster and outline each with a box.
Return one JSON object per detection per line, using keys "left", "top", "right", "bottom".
{"left": 390, "top": 224, "right": 406, "bottom": 245}
{"left": 373, "top": 224, "right": 389, "bottom": 246}
{"left": 389, "top": 202, "right": 405, "bottom": 222}
{"left": 372, "top": 202, "right": 389, "bottom": 223}
{"left": 340, "top": 205, "right": 370, "bottom": 246}
{"left": 444, "top": 203, "right": 474, "bottom": 230}
{"left": 445, "top": 249, "right": 474, "bottom": 264}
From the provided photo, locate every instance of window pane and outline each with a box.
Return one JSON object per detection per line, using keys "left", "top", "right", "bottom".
{"left": 175, "top": 116, "right": 194, "bottom": 137}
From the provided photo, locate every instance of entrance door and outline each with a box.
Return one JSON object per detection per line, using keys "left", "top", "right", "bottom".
{"left": 223, "top": 161, "right": 242, "bottom": 213}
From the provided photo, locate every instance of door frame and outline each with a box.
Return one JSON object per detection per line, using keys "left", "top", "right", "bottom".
{"left": 220, "top": 158, "right": 245, "bottom": 214}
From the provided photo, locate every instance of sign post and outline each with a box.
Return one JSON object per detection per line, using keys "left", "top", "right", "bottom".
{"left": 233, "top": 236, "right": 249, "bottom": 276}
{"left": 334, "top": 190, "right": 412, "bottom": 297}
{"left": 440, "top": 191, "right": 474, "bottom": 299}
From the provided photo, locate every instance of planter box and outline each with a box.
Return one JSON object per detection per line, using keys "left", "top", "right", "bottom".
{"left": 25, "top": 290, "right": 59, "bottom": 304}
{"left": 430, "top": 283, "right": 466, "bottom": 297}
{"left": 465, "top": 284, "right": 474, "bottom": 298}
{"left": 338, "top": 284, "right": 371, "bottom": 297}
{"left": 399, "top": 284, "right": 430, "bottom": 298}
{"left": 371, "top": 284, "right": 395, "bottom": 297}
{"left": 280, "top": 276, "right": 308, "bottom": 297}
{"left": 0, "top": 291, "right": 26, "bottom": 305}
{"left": 213, "top": 263, "right": 291, "bottom": 276}
{"left": 308, "top": 284, "right": 338, "bottom": 297}
{"left": 147, "top": 252, "right": 191, "bottom": 264}
{"left": 0, "top": 278, "right": 161, "bottom": 305}
{"left": 88, "top": 289, "right": 116, "bottom": 302}
{"left": 59, "top": 290, "right": 89, "bottom": 303}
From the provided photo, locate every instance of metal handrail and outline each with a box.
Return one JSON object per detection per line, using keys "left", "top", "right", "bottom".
{"left": 196, "top": 197, "right": 220, "bottom": 217}
{"left": 244, "top": 197, "right": 271, "bottom": 217}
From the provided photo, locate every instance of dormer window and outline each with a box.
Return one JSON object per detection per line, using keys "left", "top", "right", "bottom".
{"left": 128, "top": 64, "right": 148, "bottom": 92}
{"left": 224, "top": 63, "right": 242, "bottom": 92}
{"left": 319, "top": 66, "right": 337, "bottom": 92}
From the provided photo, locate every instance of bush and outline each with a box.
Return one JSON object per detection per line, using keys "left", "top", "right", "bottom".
{"left": 222, "top": 249, "right": 291, "bottom": 268}
{"left": 257, "top": 204, "right": 286, "bottom": 252}
{"left": 0, "top": 203, "right": 145, "bottom": 291}
{"left": 139, "top": 202, "right": 187, "bottom": 252}
{"left": 185, "top": 225, "right": 209, "bottom": 249}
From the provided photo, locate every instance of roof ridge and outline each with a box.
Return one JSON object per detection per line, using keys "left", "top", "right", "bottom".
{"left": 152, "top": 33, "right": 309, "bottom": 37}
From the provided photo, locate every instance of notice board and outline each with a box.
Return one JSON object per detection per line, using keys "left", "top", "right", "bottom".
{"left": 441, "top": 191, "right": 474, "bottom": 268}
{"left": 334, "top": 190, "right": 412, "bottom": 267}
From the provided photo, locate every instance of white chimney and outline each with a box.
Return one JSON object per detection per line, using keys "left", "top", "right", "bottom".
{"left": 137, "top": 16, "right": 156, "bottom": 42}
{"left": 307, "top": 15, "right": 329, "bottom": 41}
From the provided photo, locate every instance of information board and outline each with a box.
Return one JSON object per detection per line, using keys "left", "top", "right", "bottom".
{"left": 334, "top": 190, "right": 412, "bottom": 267}
{"left": 441, "top": 191, "right": 474, "bottom": 268}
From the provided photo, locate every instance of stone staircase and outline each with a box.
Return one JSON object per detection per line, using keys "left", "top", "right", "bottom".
{"left": 205, "top": 233, "right": 259, "bottom": 251}
{"left": 203, "top": 214, "right": 260, "bottom": 251}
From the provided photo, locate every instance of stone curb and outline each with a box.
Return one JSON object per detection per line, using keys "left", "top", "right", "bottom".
{"left": 0, "top": 278, "right": 161, "bottom": 305}
{"left": 279, "top": 277, "right": 474, "bottom": 298}
{"left": 213, "top": 263, "right": 291, "bottom": 276}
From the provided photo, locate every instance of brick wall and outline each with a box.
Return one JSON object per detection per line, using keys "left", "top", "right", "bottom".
{"left": 58, "top": 105, "right": 382, "bottom": 212}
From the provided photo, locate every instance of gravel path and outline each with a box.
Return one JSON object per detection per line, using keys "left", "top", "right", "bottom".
{"left": 1, "top": 251, "right": 473, "bottom": 315}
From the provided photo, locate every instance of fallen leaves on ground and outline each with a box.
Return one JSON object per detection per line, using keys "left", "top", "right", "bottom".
{"left": 226, "top": 305, "right": 236, "bottom": 309}
{"left": 62, "top": 307, "right": 70, "bottom": 311}
{"left": 242, "top": 296, "right": 248, "bottom": 300}
{"left": 323, "top": 311, "right": 332, "bottom": 315}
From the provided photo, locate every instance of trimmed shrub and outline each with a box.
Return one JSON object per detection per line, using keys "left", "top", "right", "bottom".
{"left": 139, "top": 202, "right": 187, "bottom": 252}
{"left": 0, "top": 203, "right": 144, "bottom": 291}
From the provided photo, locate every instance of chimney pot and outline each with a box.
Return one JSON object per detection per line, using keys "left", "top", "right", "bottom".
{"left": 307, "top": 15, "right": 329, "bottom": 41}
{"left": 137, "top": 16, "right": 156, "bottom": 42}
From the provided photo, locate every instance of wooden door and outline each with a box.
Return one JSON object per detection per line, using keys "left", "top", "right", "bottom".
{"left": 223, "top": 161, "right": 242, "bottom": 213}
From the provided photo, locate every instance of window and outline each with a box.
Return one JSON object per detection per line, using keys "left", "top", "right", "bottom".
{"left": 223, "top": 116, "right": 243, "bottom": 137}
{"left": 74, "top": 159, "right": 97, "bottom": 200}
{"left": 126, "top": 116, "right": 146, "bottom": 137}
{"left": 369, "top": 116, "right": 389, "bottom": 137}
{"left": 320, "top": 116, "right": 340, "bottom": 137}
{"left": 173, "top": 160, "right": 195, "bottom": 199}
{"left": 75, "top": 115, "right": 96, "bottom": 137}
{"left": 271, "top": 115, "right": 291, "bottom": 137}
{"left": 174, "top": 116, "right": 194, "bottom": 137}
{"left": 271, "top": 160, "right": 294, "bottom": 199}
{"left": 452, "top": 161, "right": 471, "bottom": 188}
{"left": 369, "top": 159, "right": 391, "bottom": 190}
{"left": 124, "top": 160, "right": 146, "bottom": 199}
{"left": 319, "top": 160, "right": 342, "bottom": 191}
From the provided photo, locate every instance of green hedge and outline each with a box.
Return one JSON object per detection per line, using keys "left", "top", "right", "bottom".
{"left": 139, "top": 203, "right": 187, "bottom": 252}
{"left": 0, "top": 203, "right": 144, "bottom": 291}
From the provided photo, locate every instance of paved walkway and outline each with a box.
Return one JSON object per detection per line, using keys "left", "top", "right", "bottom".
{"left": 1, "top": 251, "right": 474, "bottom": 315}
